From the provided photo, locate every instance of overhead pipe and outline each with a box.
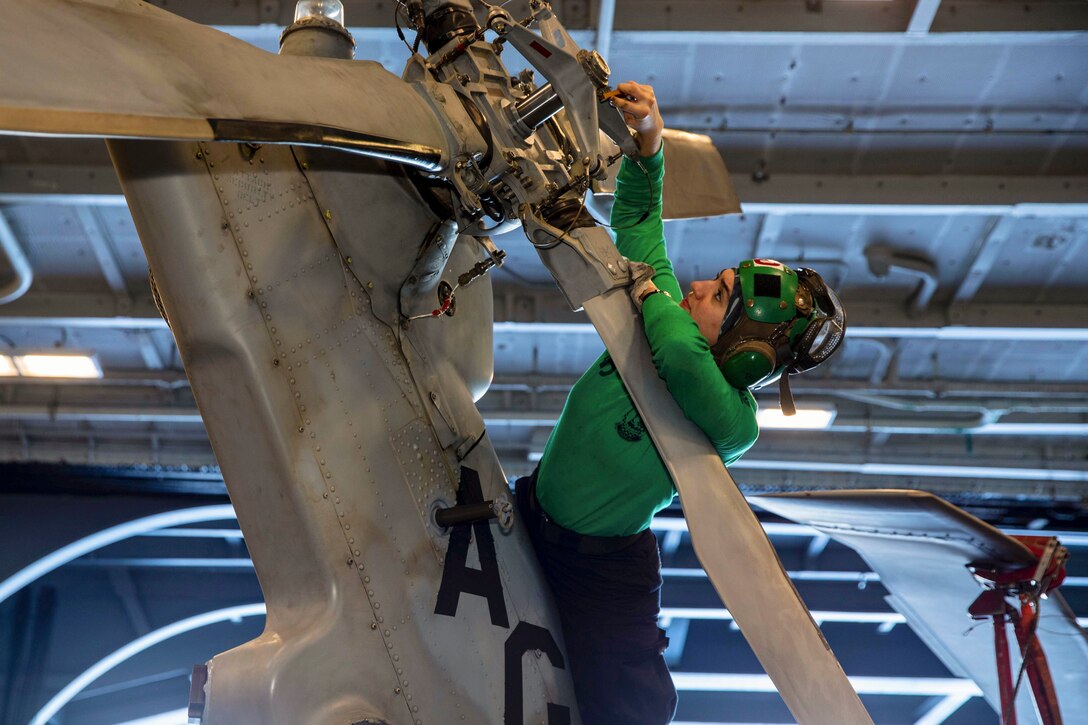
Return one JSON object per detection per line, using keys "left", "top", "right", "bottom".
{"left": 845, "top": 338, "right": 895, "bottom": 384}
{"left": 864, "top": 244, "right": 938, "bottom": 318}
{"left": 0, "top": 209, "right": 33, "bottom": 304}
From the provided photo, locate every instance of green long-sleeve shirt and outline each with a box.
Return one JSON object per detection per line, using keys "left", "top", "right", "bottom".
{"left": 535, "top": 145, "right": 759, "bottom": 536}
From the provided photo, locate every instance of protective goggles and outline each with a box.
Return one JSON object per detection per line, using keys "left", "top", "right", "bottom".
{"left": 790, "top": 268, "right": 846, "bottom": 373}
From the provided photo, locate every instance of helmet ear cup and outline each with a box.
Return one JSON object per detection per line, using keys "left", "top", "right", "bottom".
{"left": 720, "top": 339, "right": 777, "bottom": 389}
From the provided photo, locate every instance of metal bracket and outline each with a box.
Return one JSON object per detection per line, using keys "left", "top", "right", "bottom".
{"left": 519, "top": 205, "right": 630, "bottom": 310}
{"left": 434, "top": 498, "right": 514, "bottom": 531}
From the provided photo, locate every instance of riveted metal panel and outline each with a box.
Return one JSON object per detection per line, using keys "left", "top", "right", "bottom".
{"left": 109, "top": 137, "right": 577, "bottom": 724}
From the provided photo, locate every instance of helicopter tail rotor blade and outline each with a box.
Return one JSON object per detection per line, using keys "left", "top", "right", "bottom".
{"left": 581, "top": 288, "right": 872, "bottom": 725}
{"left": 591, "top": 128, "right": 740, "bottom": 220}
{"left": 0, "top": 0, "right": 449, "bottom": 171}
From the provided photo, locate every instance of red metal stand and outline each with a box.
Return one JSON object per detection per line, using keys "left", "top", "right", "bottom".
{"left": 968, "top": 536, "right": 1068, "bottom": 725}
{"left": 990, "top": 607, "right": 1017, "bottom": 725}
{"left": 1009, "top": 604, "right": 1063, "bottom": 725}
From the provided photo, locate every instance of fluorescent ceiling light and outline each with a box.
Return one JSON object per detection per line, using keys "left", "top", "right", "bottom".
{"left": 0, "top": 354, "right": 16, "bottom": 377}
{"left": 757, "top": 405, "right": 835, "bottom": 430}
{"left": 14, "top": 353, "right": 102, "bottom": 379}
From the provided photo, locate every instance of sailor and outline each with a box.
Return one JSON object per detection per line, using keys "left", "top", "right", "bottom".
{"left": 515, "top": 81, "right": 847, "bottom": 724}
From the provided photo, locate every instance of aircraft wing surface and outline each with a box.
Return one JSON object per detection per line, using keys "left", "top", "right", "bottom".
{"left": 0, "top": 0, "right": 448, "bottom": 168}
{"left": 752, "top": 490, "right": 1088, "bottom": 724}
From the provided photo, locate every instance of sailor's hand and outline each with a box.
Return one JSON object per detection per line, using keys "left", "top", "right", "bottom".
{"left": 612, "top": 81, "right": 664, "bottom": 157}
{"left": 629, "top": 261, "right": 659, "bottom": 309}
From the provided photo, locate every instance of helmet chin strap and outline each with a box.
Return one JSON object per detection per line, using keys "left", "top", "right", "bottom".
{"left": 779, "top": 372, "right": 797, "bottom": 416}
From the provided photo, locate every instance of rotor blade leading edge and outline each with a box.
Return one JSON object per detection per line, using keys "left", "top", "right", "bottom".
{"left": 581, "top": 288, "right": 873, "bottom": 725}
{"left": 0, "top": 0, "right": 447, "bottom": 169}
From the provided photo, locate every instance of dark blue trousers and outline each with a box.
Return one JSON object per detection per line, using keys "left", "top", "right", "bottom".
{"left": 516, "top": 473, "right": 678, "bottom": 725}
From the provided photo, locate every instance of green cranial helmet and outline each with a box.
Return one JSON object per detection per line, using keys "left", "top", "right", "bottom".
{"left": 710, "top": 259, "right": 846, "bottom": 414}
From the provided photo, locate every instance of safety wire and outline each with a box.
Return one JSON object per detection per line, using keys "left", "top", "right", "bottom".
{"left": 394, "top": 1, "right": 422, "bottom": 55}
{"left": 529, "top": 156, "right": 654, "bottom": 251}
{"left": 406, "top": 281, "right": 460, "bottom": 321}
{"left": 404, "top": 232, "right": 504, "bottom": 322}
{"left": 529, "top": 176, "right": 590, "bottom": 251}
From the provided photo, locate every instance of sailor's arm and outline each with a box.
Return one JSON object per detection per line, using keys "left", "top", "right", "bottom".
{"left": 640, "top": 294, "right": 760, "bottom": 462}
{"left": 610, "top": 82, "right": 681, "bottom": 299}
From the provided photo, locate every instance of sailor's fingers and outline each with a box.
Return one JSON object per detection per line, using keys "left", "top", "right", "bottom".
{"left": 613, "top": 86, "right": 653, "bottom": 115}
{"left": 617, "top": 81, "right": 656, "bottom": 107}
{"left": 613, "top": 80, "right": 664, "bottom": 154}
{"left": 612, "top": 97, "right": 652, "bottom": 128}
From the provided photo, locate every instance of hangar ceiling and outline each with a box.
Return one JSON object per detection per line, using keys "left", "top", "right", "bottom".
{"left": 0, "top": 0, "right": 1084, "bottom": 499}
{"left": 0, "top": 1, "right": 1085, "bottom": 724}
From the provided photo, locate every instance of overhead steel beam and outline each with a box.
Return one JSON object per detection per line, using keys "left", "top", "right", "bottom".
{"left": 74, "top": 207, "right": 128, "bottom": 296}
{"left": 606, "top": 29, "right": 1088, "bottom": 47}
{"left": 4, "top": 402, "right": 1086, "bottom": 438}
{"left": 491, "top": 318, "right": 1088, "bottom": 342}
{"left": 4, "top": 402, "right": 1081, "bottom": 480}
{"left": 735, "top": 180, "right": 1088, "bottom": 209}
{"left": 63, "top": 557, "right": 1088, "bottom": 594}
{"left": 489, "top": 373, "right": 1088, "bottom": 399}
{"left": 0, "top": 292, "right": 166, "bottom": 328}
{"left": 140, "top": 521, "right": 1088, "bottom": 548}
{"left": 136, "top": 2, "right": 1088, "bottom": 32}
{"left": 595, "top": 0, "right": 616, "bottom": 62}
{"left": 952, "top": 215, "right": 1017, "bottom": 304}
{"left": 730, "top": 458, "right": 1088, "bottom": 483}
{"left": 907, "top": 0, "right": 943, "bottom": 34}
{"left": 5, "top": 159, "right": 1087, "bottom": 208}
{"left": 0, "top": 405, "right": 204, "bottom": 424}
{"left": 5, "top": 291, "right": 1087, "bottom": 340}
{"left": 5, "top": 369, "right": 1086, "bottom": 399}
{"left": 0, "top": 163, "right": 123, "bottom": 200}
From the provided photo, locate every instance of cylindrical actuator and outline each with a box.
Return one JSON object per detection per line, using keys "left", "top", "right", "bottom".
{"left": 514, "top": 84, "right": 563, "bottom": 131}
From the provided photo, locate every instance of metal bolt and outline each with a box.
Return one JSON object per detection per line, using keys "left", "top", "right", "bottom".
{"left": 272, "top": 359, "right": 280, "bottom": 366}
{"left": 346, "top": 256, "right": 352, "bottom": 265}
{"left": 394, "top": 687, "right": 402, "bottom": 694}
{"left": 371, "top": 622, "right": 378, "bottom": 630}
{"left": 324, "top": 210, "right": 332, "bottom": 220}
